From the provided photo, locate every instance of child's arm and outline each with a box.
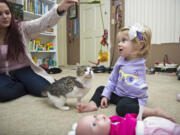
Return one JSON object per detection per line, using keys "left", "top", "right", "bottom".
{"left": 137, "top": 105, "right": 144, "bottom": 121}
{"left": 100, "top": 97, "right": 109, "bottom": 108}
{"left": 101, "top": 58, "right": 121, "bottom": 99}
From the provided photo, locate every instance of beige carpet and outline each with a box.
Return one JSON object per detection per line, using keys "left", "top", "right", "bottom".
{"left": 0, "top": 67, "right": 180, "bottom": 135}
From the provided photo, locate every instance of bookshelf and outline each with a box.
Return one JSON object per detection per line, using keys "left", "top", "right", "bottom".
{"left": 14, "top": 0, "right": 58, "bottom": 68}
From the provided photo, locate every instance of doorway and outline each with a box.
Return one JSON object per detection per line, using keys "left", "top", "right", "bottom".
{"left": 67, "top": 5, "right": 80, "bottom": 65}
{"left": 80, "top": 0, "right": 110, "bottom": 66}
{"left": 66, "top": 0, "right": 110, "bottom": 65}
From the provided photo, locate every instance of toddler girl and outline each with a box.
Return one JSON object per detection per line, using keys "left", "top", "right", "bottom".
{"left": 77, "top": 23, "right": 152, "bottom": 119}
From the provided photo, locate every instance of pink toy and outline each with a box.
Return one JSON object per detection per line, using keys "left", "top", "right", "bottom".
{"left": 177, "top": 94, "right": 180, "bottom": 102}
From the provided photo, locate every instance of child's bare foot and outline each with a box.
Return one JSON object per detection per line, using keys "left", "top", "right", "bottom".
{"left": 77, "top": 101, "right": 98, "bottom": 113}
{"left": 154, "top": 107, "right": 176, "bottom": 122}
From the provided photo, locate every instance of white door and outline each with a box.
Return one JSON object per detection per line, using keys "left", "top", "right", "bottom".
{"left": 80, "top": 0, "right": 110, "bottom": 66}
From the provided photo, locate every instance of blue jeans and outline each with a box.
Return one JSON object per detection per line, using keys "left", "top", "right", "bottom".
{"left": 0, "top": 66, "right": 51, "bottom": 102}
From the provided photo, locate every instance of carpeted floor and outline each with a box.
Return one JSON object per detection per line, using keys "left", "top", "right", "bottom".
{"left": 0, "top": 67, "right": 180, "bottom": 135}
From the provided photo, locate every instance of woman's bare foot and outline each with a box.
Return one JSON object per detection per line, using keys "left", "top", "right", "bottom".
{"left": 77, "top": 101, "right": 98, "bottom": 113}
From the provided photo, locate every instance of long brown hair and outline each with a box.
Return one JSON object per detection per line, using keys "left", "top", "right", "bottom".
{"left": 0, "top": 0, "right": 25, "bottom": 60}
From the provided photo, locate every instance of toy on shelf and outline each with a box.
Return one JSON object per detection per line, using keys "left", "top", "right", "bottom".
{"left": 37, "top": 44, "right": 43, "bottom": 51}
{"left": 29, "top": 38, "right": 55, "bottom": 52}
{"left": 45, "top": 27, "right": 54, "bottom": 33}
{"left": 35, "top": 38, "right": 40, "bottom": 51}
{"left": 45, "top": 42, "right": 54, "bottom": 51}
{"left": 49, "top": 43, "right": 54, "bottom": 50}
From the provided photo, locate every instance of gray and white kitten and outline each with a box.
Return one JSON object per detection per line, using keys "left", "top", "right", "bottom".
{"left": 42, "top": 65, "right": 93, "bottom": 111}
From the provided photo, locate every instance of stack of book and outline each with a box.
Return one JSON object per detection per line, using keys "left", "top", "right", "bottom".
{"left": 24, "top": 0, "right": 49, "bottom": 15}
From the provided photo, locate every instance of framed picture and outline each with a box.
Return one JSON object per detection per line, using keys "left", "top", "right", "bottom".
{"left": 68, "top": 5, "right": 78, "bottom": 19}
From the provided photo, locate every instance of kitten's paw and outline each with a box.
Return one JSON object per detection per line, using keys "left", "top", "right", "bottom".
{"left": 54, "top": 103, "right": 70, "bottom": 111}
{"left": 60, "top": 106, "right": 70, "bottom": 111}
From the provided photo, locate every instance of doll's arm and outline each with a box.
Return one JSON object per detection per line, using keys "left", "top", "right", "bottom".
{"left": 135, "top": 120, "right": 144, "bottom": 135}
{"left": 68, "top": 123, "right": 77, "bottom": 135}
{"left": 137, "top": 105, "right": 144, "bottom": 121}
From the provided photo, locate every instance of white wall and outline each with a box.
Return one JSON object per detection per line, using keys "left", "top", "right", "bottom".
{"left": 125, "top": 0, "right": 180, "bottom": 44}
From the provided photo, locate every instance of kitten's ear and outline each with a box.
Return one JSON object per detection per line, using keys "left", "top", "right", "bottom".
{"left": 76, "top": 63, "right": 80, "bottom": 70}
{"left": 76, "top": 63, "right": 80, "bottom": 66}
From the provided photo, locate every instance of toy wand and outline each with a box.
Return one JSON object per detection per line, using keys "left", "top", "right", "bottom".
{"left": 79, "top": 0, "right": 100, "bottom": 4}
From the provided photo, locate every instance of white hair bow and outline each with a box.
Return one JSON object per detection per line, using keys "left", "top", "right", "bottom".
{"left": 128, "top": 23, "right": 145, "bottom": 40}
{"left": 68, "top": 123, "right": 77, "bottom": 135}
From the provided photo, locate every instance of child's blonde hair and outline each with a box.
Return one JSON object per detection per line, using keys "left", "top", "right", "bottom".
{"left": 119, "top": 25, "right": 152, "bottom": 58}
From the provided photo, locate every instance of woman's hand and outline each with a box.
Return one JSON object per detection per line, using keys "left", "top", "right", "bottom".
{"left": 57, "top": 0, "right": 78, "bottom": 12}
{"left": 100, "top": 97, "right": 108, "bottom": 109}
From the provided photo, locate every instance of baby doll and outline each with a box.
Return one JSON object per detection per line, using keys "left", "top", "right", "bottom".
{"left": 74, "top": 113, "right": 180, "bottom": 135}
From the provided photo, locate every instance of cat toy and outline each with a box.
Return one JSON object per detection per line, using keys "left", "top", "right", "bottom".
{"left": 100, "top": 29, "right": 108, "bottom": 47}
{"left": 87, "top": 0, "right": 109, "bottom": 67}
{"left": 88, "top": 30, "right": 109, "bottom": 67}
{"left": 99, "top": 29, "right": 109, "bottom": 63}
{"left": 78, "top": 0, "right": 109, "bottom": 67}
{"left": 79, "top": 0, "right": 100, "bottom": 4}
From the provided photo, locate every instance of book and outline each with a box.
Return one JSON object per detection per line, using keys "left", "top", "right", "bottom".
{"left": 8, "top": 1, "right": 24, "bottom": 20}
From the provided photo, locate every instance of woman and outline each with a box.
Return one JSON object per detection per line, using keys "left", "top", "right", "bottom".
{"left": 0, "top": 0, "right": 78, "bottom": 102}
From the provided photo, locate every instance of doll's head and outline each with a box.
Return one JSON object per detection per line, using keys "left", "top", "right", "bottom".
{"left": 117, "top": 23, "right": 152, "bottom": 60}
{"left": 76, "top": 114, "right": 111, "bottom": 135}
